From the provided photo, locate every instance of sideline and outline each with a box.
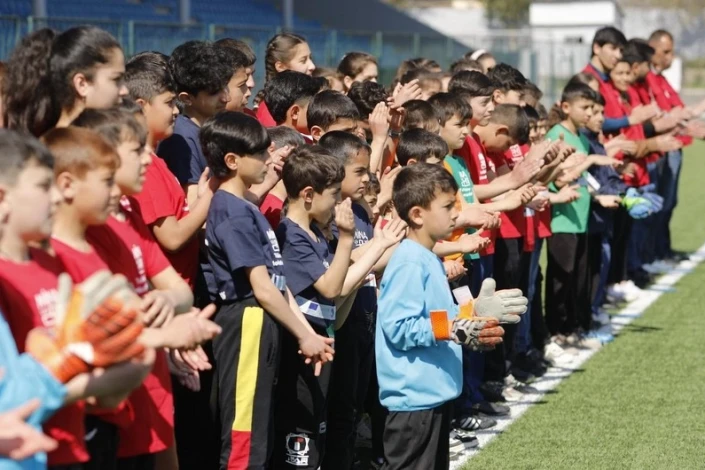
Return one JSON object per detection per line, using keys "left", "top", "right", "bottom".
{"left": 451, "top": 241, "right": 705, "bottom": 469}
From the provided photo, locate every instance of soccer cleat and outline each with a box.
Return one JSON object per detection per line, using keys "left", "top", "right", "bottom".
{"left": 453, "top": 415, "right": 497, "bottom": 431}
{"left": 471, "top": 401, "right": 510, "bottom": 417}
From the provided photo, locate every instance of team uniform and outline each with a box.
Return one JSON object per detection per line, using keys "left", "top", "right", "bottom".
{"left": 205, "top": 190, "right": 284, "bottom": 469}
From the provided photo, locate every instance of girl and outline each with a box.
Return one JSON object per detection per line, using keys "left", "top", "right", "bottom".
{"left": 337, "top": 51, "right": 378, "bottom": 92}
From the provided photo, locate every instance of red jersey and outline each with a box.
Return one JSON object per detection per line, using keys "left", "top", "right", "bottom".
{"left": 487, "top": 144, "right": 527, "bottom": 240}
{"left": 255, "top": 101, "right": 277, "bottom": 128}
{"left": 86, "top": 197, "right": 175, "bottom": 457}
{"left": 261, "top": 193, "right": 285, "bottom": 229}
{"left": 457, "top": 134, "right": 496, "bottom": 255}
{"left": 537, "top": 206, "right": 552, "bottom": 239}
{"left": 0, "top": 248, "right": 89, "bottom": 466}
{"left": 131, "top": 154, "right": 200, "bottom": 287}
{"left": 644, "top": 70, "right": 693, "bottom": 147}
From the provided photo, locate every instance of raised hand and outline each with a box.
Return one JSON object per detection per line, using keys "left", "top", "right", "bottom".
{"left": 374, "top": 217, "right": 408, "bottom": 249}
{"left": 369, "top": 102, "right": 391, "bottom": 142}
{"left": 335, "top": 198, "right": 356, "bottom": 234}
{"left": 473, "top": 278, "right": 528, "bottom": 324}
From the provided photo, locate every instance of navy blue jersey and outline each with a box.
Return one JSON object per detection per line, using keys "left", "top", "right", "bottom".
{"left": 157, "top": 115, "right": 206, "bottom": 186}
{"left": 205, "top": 190, "right": 285, "bottom": 303}
{"left": 276, "top": 218, "right": 336, "bottom": 334}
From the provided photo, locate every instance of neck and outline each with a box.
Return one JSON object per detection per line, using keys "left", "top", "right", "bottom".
{"left": 286, "top": 203, "right": 316, "bottom": 236}
{"left": 0, "top": 230, "right": 31, "bottom": 262}
{"left": 590, "top": 56, "right": 606, "bottom": 73}
{"left": 52, "top": 206, "right": 90, "bottom": 251}
{"left": 561, "top": 119, "right": 578, "bottom": 135}
{"left": 148, "top": 131, "right": 159, "bottom": 150}
{"left": 218, "top": 175, "right": 248, "bottom": 199}
{"left": 57, "top": 103, "right": 85, "bottom": 128}
{"left": 407, "top": 227, "right": 435, "bottom": 250}
{"left": 184, "top": 108, "right": 208, "bottom": 127}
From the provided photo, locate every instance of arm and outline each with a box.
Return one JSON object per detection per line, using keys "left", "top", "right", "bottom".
{"left": 602, "top": 116, "right": 630, "bottom": 134}
{"left": 313, "top": 229, "right": 354, "bottom": 299}
{"left": 149, "top": 267, "right": 195, "bottom": 314}
{"left": 151, "top": 193, "right": 211, "bottom": 252}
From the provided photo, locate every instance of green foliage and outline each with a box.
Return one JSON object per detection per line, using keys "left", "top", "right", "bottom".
{"left": 483, "top": 0, "right": 532, "bottom": 27}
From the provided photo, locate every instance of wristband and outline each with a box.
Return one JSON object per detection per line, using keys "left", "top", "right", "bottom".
{"left": 430, "top": 310, "right": 451, "bottom": 340}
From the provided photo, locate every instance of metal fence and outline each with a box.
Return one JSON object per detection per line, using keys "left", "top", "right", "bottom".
{"left": 0, "top": 15, "right": 589, "bottom": 103}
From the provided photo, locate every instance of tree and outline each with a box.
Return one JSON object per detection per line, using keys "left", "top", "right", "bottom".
{"left": 483, "top": 0, "right": 532, "bottom": 28}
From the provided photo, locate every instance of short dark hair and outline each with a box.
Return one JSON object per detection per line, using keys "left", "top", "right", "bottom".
{"left": 72, "top": 106, "right": 147, "bottom": 148}
{"left": 592, "top": 26, "right": 627, "bottom": 51}
{"left": 487, "top": 63, "right": 527, "bottom": 92}
{"left": 264, "top": 71, "right": 324, "bottom": 124}
{"left": 200, "top": 111, "right": 271, "bottom": 178}
{"left": 169, "top": 40, "right": 233, "bottom": 96}
{"left": 524, "top": 81, "right": 543, "bottom": 104}
{"left": 567, "top": 72, "right": 599, "bottom": 89}
{"left": 490, "top": 104, "right": 530, "bottom": 144}
{"left": 366, "top": 173, "right": 380, "bottom": 195}
{"left": 319, "top": 130, "right": 370, "bottom": 165}
{"left": 592, "top": 93, "right": 606, "bottom": 107}
{"left": 561, "top": 82, "right": 598, "bottom": 105}
{"left": 403, "top": 100, "right": 440, "bottom": 132}
{"left": 306, "top": 90, "right": 360, "bottom": 131}
{"left": 0, "top": 129, "right": 54, "bottom": 185}
{"left": 282, "top": 145, "right": 345, "bottom": 198}
{"left": 537, "top": 103, "right": 548, "bottom": 120}
{"left": 428, "top": 92, "right": 472, "bottom": 126}
{"left": 268, "top": 126, "right": 306, "bottom": 149}
{"left": 524, "top": 105, "right": 539, "bottom": 125}
{"left": 214, "top": 38, "right": 257, "bottom": 67}
{"left": 393, "top": 163, "right": 458, "bottom": 226}
{"left": 400, "top": 69, "right": 441, "bottom": 89}
{"left": 448, "top": 70, "right": 494, "bottom": 97}
{"left": 125, "top": 51, "right": 175, "bottom": 102}
{"left": 449, "top": 58, "right": 483, "bottom": 75}
{"left": 396, "top": 128, "right": 449, "bottom": 166}
{"left": 622, "top": 38, "right": 655, "bottom": 65}
{"left": 347, "top": 81, "right": 388, "bottom": 117}
{"left": 214, "top": 42, "right": 250, "bottom": 75}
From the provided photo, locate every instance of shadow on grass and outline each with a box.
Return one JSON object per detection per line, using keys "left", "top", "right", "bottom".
{"left": 618, "top": 324, "right": 662, "bottom": 333}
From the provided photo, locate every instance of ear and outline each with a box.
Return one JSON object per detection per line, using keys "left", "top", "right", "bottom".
{"left": 289, "top": 103, "right": 301, "bottom": 124}
{"left": 224, "top": 152, "right": 238, "bottom": 172}
{"left": 408, "top": 158, "right": 418, "bottom": 166}
{"left": 592, "top": 43, "right": 600, "bottom": 57}
{"left": 310, "top": 125, "right": 325, "bottom": 142}
{"left": 494, "top": 124, "right": 510, "bottom": 137}
{"left": 274, "top": 61, "right": 288, "bottom": 73}
{"left": 560, "top": 101, "right": 571, "bottom": 115}
{"left": 135, "top": 98, "right": 148, "bottom": 109}
{"left": 72, "top": 72, "right": 90, "bottom": 100}
{"left": 178, "top": 92, "right": 193, "bottom": 107}
{"left": 55, "top": 172, "right": 76, "bottom": 201}
{"left": 0, "top": 185, "right": 9, "bottom": 225}
{"left": 343, "top": 75, "right": 354, "bottom": 91}
{"left": 300, "top": 186, "right": 314, "bottom": 203}
{"left": 492, "top": 89, "right": 503, "bottom": 104}
{"left": 408, "top": 205, "right": 424, "bottom": 228}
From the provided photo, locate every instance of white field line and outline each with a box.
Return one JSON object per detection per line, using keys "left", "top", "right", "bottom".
{"left": 450, "top": 242, "right": 705, "bottom": 469}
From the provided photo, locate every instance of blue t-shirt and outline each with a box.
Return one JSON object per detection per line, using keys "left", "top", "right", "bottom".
{"left": 276, "top": 218, "right": 336, "bottom": 335}
{"left": 157, "top": 115, "right": 206, "bottom": 186}
{"left": 205, "top": 190, "right": 285, "bottom": 303}
{"left": 376, "top": 239, "right": 462, "bottom": 412}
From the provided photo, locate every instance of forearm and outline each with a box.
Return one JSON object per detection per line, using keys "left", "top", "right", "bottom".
{"left": 153, "top": 198, "right": 210, "bottom": 252}
{"left": 433, "top": 240, "right": 462, "bottom": 257}
{"left": 369, "top": 136, "right": 387, "bottom": 175}
{"left": 481, "top": 197, "right": 519, "bottom": 213}
{"left": 285, "top": 288, "right": 316, "bottom": 336}
{"left": 603, "top": 116, "right": 630, "bottom": 134}
{"left": 254, "top": 284, "right": 310, "bottom": 340}
{"left": 162, "top": 288, "right": 194, "bottom": 314}
{"left": 314, "top": 234, "right": 354, "bottom": 299}
{"left": 473, "top": 173, "right": 522, "bottom": 201}
{"left": 341, "top": 239, "right": 386, "bottom": 296}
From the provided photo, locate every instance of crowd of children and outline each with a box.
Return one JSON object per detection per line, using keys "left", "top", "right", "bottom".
{"left": 0, "top": 22, "right": 702, "bottom": 470}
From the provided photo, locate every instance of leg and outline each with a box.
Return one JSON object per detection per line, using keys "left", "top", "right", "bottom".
{"left": 546, "top": 233, "right": 578, "bottom": 336}
{"left": 574, "top": 233, "right": 591, "bottom": 332}
{"left": 382, "top": 405, "right": 449, "bottom": 470}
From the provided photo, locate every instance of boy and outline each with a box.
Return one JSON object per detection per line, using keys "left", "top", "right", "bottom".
{"left": 200, "top": 112, "right": 334, "bottom": 469}
{"left": 396, "top": 128, "right": 448, "bottom": 166}
{"left": 214, "top": 38, "right": 257, "bottom": 113}
{"left": 123, "top": 51, "right": 203, "bottom": 290}
{"left": 157, "top": 40, "right": 234, "bottom": 205}
{"left": 307, "top": 90, "right": 360, "bottom": 142}
{"left": 264, "top": 71, "right": 325, "bottom": 137}
{"left": 215, "top": 42, "right": 251, "bottom": 113}
{"left": 487, "top": 63, "right": 527, "bottom": 106}
{"left": 376, "top": 163, "right": 509, "bottom": 470}
{"left": 402, "top": 100, "right": 441, "bottom": 134}
{"left": 260, "top": 126, "right": 307, "bottom": 229}
{"left": 318, "top": 131, "right": 405, "bottom": 470}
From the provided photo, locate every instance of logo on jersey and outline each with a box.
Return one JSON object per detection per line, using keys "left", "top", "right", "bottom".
{"left": 34, "top": 288, "right": 58, "bottom": 328}
{"left": 285, "top": 433, "right": 310, "bottom": 466}
{"left": 130, "top": 245, "right": 149, "bottom": 295}
{"left": 267, "top": 229, "right": 283, "bottom": 267}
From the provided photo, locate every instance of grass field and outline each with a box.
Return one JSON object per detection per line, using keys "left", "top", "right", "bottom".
{"left": 462, "top": 141, "right": 705, "bottom": 470}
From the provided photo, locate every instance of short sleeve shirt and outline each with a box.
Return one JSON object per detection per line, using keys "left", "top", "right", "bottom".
{"left": 276, "top": 218, "right": 336, "bottom": 334}
{"left": 206, "top": 190, "right": 285, "bottom": 303}
{"left": 157, "top": 115, "right": 205, "bottom": 186}
{"left": 443, "top": 154, "right": 480, "bottom": 261}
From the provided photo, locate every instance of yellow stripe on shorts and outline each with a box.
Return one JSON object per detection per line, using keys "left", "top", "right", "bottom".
{"left": 232, "top": 306, "right": 264, "bottom": 432}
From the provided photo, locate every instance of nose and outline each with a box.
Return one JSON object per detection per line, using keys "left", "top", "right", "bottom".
{"left": 118, "top": 84, "right": 129, "bottom": 97}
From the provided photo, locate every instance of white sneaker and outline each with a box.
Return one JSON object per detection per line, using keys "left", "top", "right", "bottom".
{"left": 592, "top": 309, "right": 610, "bottom": 326}
{"left": 618, "top": 281, "right": 642, "bottom": 301}
{"left": 544, "top": 341, "right": 574, "bottom": 366}
{"left": 606, "top": 284, "right": 627, "bottom": 303}
{"left": 643, "top": 262, "right": 670, "bottom": 275}
{"left": 502, "top": 386, "right": 524, "bottom": 402}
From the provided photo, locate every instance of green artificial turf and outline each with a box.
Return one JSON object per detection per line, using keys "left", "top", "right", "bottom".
{"left": 462, "top": 140, "right": 705, "bottom": 470}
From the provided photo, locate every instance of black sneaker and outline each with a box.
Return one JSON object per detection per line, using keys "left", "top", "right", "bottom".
{"left": 471, "top": 401, "right": 510, "bottom": 417}
{"left": 479, "top": 381, "right": 506, "bottom": 402}
{"left": 450, "top": 428, "right": 479, "bottom": 450}
{"left": 453, "top": 415, "right": 497, "bottom": 431}
{"left": 513, "top": 382, "right": 540, "bottom": 394}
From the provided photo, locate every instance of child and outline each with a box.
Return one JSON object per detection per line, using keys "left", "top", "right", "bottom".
{"left": 263, "top": 70, "right": 326, "bottom": 135}
{"left": 156, "top": 40, "right": 233, "bottom": 203}
{"left": 214, "top": 38, "right": 258, "bottom": 112}
{"left": 307, "top": 90, "right": 360, "bottom": 142}
{"left": 123, "top": 51, "right": 203, "bottom": 290}
{"left": 402, "top": 100, "right": 441, "bottom": 134}
{"left": 376, "top": 162, "right": 506, "bottom": 470}
{"left": 254, "top": 33, "right": 316, "bottom": 127}
{"left": 467, "top": 49, "right": 497, "bottom": 73}
{"left": 400, "top": 69, "right": 442, "bottom": 101}
{"left": 215, "top": 42, "right": 251, "bottom": 113}
{"left": 273, "top": 146, "right": 390, "bottom": 469}
{"left": 337, "top": 52, "right": 378, "bottom": 92}
{"left": 487, "top": 63, "right": 527, "bottom": 106}
{"left": 200, "top": 111, "right": 333, "bottom": 468}
{"left": 313, "top": 67, "right": 345, "bottom": 92}
{"left": 260, "top": 126, "right": 307, "bottom": 229}
{"left": 396, "top": 128, "right": 449, "bottom": 166}
{"left": 450, "top": 58, "right": 483, "bottom": 75}
{"left": 318, "top": 131, "right": 404, "bottom": 470}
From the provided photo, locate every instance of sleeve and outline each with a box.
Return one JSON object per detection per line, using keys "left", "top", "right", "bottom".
{"left": 260, "top": 195, "right": 283, "bottom": 229}
{"left": 216, "top": 217, "right": 269, "bottom": 272}
{"left": 377, "top": 261, "right": 436, "bottom": 351}
{"left": 602, "top": 116, "right": 630, "bottom": 134}
{"left": 156, "top": 134, "right": 193, "bottom": 186}
{"left": 0, "top": 313, "right": 66, "bottom": 425}
{"left": 186, "top": 137, "right": 207, "bottom": 186}
{"left": 131, "top": 165, "right": 176, "bottom": 225}
{"left": 135, "top": 216, "right": 171, "bottom": 278}
{"left": 642, "top": 121, "right": 656, "bottom": 138}
{"left": 279, "top": 229, "right": 327, "bottom": 297}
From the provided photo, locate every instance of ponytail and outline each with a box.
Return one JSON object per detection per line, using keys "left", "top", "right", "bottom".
{"left": 253, "top": 32, "right": 307, "bottom": 107}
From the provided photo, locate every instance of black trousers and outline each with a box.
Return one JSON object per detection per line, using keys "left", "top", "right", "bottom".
{"left": 321, "top": 315, "right": 375, "bottom": 470}
{"left": 588, "top": 233, "right": 605, "bottom": 320}
{"left": 116, "top": 454, "right": 155, "bottom": 470}
{"left": 210, "top": 299, "right": 280, "bottom": 470}
{"left": 83, "top": 416, "right": 119, "bottom": 470}
{"left": 382, "top": 403, "right": 451, "bottom": 470}
{"left": 609, "top": 209, "right": 631, "bottom": 286}
{"left": 546, "top": 233, "right": 590, "bottom": 336}
{"left": 272, "top": 326, "right": 332, "bottom": 470}
{"left": 530, "top": 264, "right": 550, "bottom": 351}
{"left": 485, "top": 238, "right": 528, "bottom": 380}
{"left": 365, "top": 357, "right": 387, "bottom": 461}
